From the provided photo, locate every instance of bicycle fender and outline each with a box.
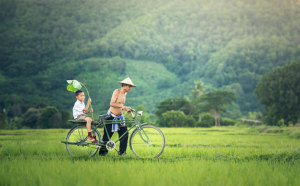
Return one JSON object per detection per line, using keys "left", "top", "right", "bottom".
{"left": 129, "top": 123, "right": 148, "bottom": 141}
{"left": 65, "top": 125, "right": 100, "bottom": 140}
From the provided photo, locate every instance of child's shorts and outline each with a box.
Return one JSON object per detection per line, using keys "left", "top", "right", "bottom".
{"left": 76, "top": 114, "right": 87, "bottom": 120}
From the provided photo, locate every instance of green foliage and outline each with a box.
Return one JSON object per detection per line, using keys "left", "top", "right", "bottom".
{"left": 156, "top": 98, "right": 193, "bottom": 117}
{"left": 1, "top": 0, "right": 300, "bottom": 126}
{"left": 156, "top": 89, "right": 236, "bottom": 127}
{"left": 199, "top": 91, "right": 236, "bottom": 113}
{"left": 220, "top": 118, "right": 236, "bottom": 126}
{"left": 109, "top": 56, "right": 126, "bottom": 75}
{"left": 190, "top": 80, "right": 205, "bottom": 100}
{"left": 255, "top": 61, "right": 300, "bottom": 125}
{"left": 19, "top": 106, "right": 71, "bottom": 129}
{"left": 199, "top": 90, "right": 236, "bottom": 126}
{"left": 185, "top": 115, "right": 197, "bottom": 127}
{"left": 197, "top": 113, "right": 214, "bottom": 127}
{"left": 6, "top": 116, "right": 23, "bottom": 130}
{"left": 277, "top": 119, "right": 285, "bottom": 127}
{"left": 37, "top": 106, "right": 60, "bottom": 128}
{"left": 0, "top": 112, "right": 7, "bottom": 129}
{"left": 22, "top": 108, "right": 40, "bottom": 128}
{"left": 156, "top": 98, "right": 194, "bottom": 126}
{"left": 248, "top": 112, "right": 262, "bottom": 120}
{"left": 60, "top": 110, "right": 71, "bottom": 128}
{"left": 161, "top": 110, "right": 195, "bottom": 127}
{"left": 66, "top": 80, "right": 82, "bottom": 92}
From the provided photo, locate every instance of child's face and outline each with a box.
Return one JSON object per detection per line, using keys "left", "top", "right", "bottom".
{"left": 76, "top": 92, "right": 85, "bottom": 102}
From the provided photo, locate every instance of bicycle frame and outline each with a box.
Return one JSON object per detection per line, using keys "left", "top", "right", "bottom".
{"left": 61, "top": 111, "right": 150, "bottom": 147}
{"left": 97, "top": 111, "right": 150, "bottom": 144}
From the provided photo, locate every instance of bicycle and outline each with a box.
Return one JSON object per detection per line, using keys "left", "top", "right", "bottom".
{"left": 61, "top": 110, "right": 165, "bottom": 158}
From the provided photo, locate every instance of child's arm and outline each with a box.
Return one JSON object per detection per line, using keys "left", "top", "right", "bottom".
{"left": 83, "top": 98, "right": 92, "bottom": 113}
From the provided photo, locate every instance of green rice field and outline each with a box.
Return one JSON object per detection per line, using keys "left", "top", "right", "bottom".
{"left": 1, "top": 126, "right": 300, "bottom": 186}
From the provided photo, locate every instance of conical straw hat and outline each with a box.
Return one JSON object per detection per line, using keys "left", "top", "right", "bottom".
{"left": 118, "top": 77, "right": 136, "bottom": 87}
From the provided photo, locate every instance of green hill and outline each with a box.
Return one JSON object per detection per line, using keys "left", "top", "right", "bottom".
{"left": 1, "top": 0, "right": 300, "bottom": 118}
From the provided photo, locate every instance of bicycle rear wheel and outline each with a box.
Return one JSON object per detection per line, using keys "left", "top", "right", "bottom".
{"left": 129, "top": 125, "right": 165, "bottom": 158}
{"left": 66, "top": 125, "right": 101, "bottom": 157}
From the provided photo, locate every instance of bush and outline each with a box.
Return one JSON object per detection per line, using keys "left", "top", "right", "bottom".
{"left": 277, "top": 118, "right": 285, "bottom": 127}
{"left": 0, "top": 113, "right": 7, "bottom": 129}
{"left": 197, "top": 113, "right": 214, "bottom": 127}
{"left": 60, "top": 110, "right": 71, "bottom": 128}
{"left": 37, "top": 106, "right": 61, "bottom": 128}
{"left": 220, "top": 117, "right": 236, "bottom": 126}
{"left": 6, "top": 116, "right": 23, "bottom": 129}
{"left": 185, "top": 115, "right": 196, "bottom": 127}
{"left": 234, "top": 120, "right": 248, "bottom": 127}
{"left": 22, "top": 108, "right": 40, "bottom": 128}
{"left": 161, "top": 110, "right": 191, "bottom": 127}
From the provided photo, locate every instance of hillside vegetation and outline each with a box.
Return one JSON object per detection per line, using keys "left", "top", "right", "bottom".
{"left": 1, "top": 0, "right": 300, "bottom": 118}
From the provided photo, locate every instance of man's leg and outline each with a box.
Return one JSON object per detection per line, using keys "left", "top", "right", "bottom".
{"left": 99, "top": 117, "right": 114, "bottom": 155}
{"left": 118, "top": 125, "right": 128, "bottom": 155}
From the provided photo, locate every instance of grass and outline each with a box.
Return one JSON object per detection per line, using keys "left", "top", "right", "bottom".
{"left": 0, "top": 126, "right": 300, "bottom": 186}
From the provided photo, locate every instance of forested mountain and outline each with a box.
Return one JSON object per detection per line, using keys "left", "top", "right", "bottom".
{"left": 1, "top": 0, "right": 300, "bottom": 118}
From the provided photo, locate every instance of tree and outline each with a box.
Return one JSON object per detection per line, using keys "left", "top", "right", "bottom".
{"left": 199, "top": 91, "right": 236, "bottom": 126}
{"left": 22, "top": 108, "right": 40, "bottom": 128}
{"left": 190, "top": 80, "right": 205, "bottom": 121}
{"left": 190, "top": 80, "right": 205, "bottom": 100}
{"left": 155, "top": 98, "right": 193, "bottom": 117}
{"left": 155, "top": 98, "right": 194, "bottom": 126}
{"left": 255, "top": 61, "right": 300, "bottom": 125}
{"left": 196, "top": 113, "right": 214, "bottom": 127}
{"left": 161, "top": 110, "right": 195, "bottom": 127}
{"left": 37, "top": 106, "right": 60, "bottom": 128}
{"left": 0, "top": 112, "right": 7, "bottom": 129}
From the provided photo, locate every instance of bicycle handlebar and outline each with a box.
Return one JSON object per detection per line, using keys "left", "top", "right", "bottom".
{"left": 128, "top": 109, "right": 135, "bottom": 118}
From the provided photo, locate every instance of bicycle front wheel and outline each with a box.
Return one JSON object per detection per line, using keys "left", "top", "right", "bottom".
{"left": 129, "top": 125, "right": 165, "bottom": 158}
{"left": 66, "top": 125, "right": 101, "bottom": 157}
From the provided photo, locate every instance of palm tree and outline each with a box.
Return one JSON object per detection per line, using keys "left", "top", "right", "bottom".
{"left": 190, "top": 80, "right": 205, "bottom": 121}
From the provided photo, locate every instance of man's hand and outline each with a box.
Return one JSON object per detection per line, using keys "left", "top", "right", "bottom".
{"left": 89, "top": 108, "right": 93, "bottom": 113}
{"left": 126, "top": 107, "right": 134, "bottom": 113}
{"left": 123, "top": 106, "right": 129, "bottom": 112}
{"left": 88, "top": 98, "right": 92, "bottom": 104}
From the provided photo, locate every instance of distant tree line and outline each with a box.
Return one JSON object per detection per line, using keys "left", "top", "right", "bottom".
{"left": 155, "top": 61, "right": 300, "bottom": 127}
{"left": 1, "top": 61, "right": 298, "bottom": 129}
{"left": 155, "top": 81, "right": 236, "bottom": 127}
{"left": 0, "top": 103, "right": 71, "bottom": 129}
{"left": 1, "top": 0, "right": 300, "bottom": 117}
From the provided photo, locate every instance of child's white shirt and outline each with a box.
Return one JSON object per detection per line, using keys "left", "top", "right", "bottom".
{"left": 73, "top": 100, "right": 85, "bottom": 119}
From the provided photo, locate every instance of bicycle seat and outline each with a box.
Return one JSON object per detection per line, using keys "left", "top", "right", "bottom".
{"left": 99, "top": 114, "right": 110, "bottom": 120}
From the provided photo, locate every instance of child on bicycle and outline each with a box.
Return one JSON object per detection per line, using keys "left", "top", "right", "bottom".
{"left": 73, "top": 90, "right": 96, "bottom": 142}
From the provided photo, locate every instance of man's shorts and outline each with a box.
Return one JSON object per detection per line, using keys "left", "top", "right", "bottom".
{"left": 76, "top": 114, "right": 87, "bottom": 120}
